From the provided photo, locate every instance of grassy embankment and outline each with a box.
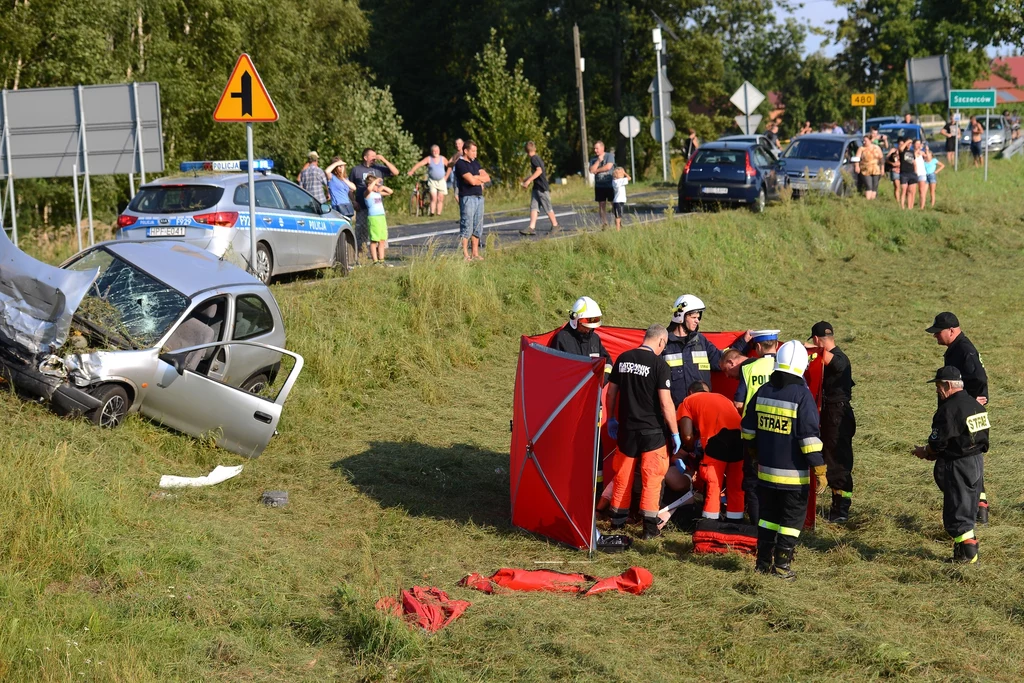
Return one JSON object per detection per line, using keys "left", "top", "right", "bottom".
{"left": 2, "top": 160, "right": 1024, "bottom": 681}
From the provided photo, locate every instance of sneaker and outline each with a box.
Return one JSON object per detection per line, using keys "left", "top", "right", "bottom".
{"left": 519, "top": 228, "right": 537, "bottom": 236}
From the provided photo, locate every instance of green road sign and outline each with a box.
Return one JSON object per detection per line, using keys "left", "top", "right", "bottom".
{"left": 949, "top": 89, "right": 997, "bottom": 109}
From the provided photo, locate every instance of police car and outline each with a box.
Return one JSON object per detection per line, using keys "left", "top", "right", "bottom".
{"left": 115, "top": 160, "right": 357, "bottom": 284}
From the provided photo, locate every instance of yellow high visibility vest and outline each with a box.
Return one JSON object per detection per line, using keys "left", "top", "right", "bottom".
{"left": 740, "top": 356, "right": 775, "bottom": 417}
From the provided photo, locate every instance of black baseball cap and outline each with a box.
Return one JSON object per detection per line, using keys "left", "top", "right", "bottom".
{"left": 925, "top": 312, "right": 959, "bottom": 333}
{"left": 808, "top": 321, "right": 833, "bottom": 339}
{"left": 927, "top": 366, "right": 962, "bottom": 383}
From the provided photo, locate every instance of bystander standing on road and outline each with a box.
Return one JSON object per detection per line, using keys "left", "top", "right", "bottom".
{"left": 611, "top": 167, "right": 630, "bottom": 232}
{"left": 455, "top": 140, "right": 489, "bottom": 262}
{"left": 764, "top": 123, "right": 780, "bottom": 154}
{"left": 940, "top": 117, "right": 959, "bottom": 165}
{"left": 407, "top": 145, "right": 450, "bottom": 216}
{"left": 885, "top": 140, "right": 902, "bottom": 201}
{"left": 798, "top": 121, "right": 813, "bottom": 136}
{"left": 855, "top": 134, "right": 883, "bottom": 200}
{"left": 324, "top": 157, "right": 356, "bottom": 218}
{"left": 899, "top": 138, "right": 917, "bottom": 209}
{"left": 589, "top": 141, "right": 615, "bottom": 226}
{"left": 684, "top": 129, "right": 700, "bottom": 160}
{"left": 923, "top": 148, "right": 944, "bottom": 208}
{"left": 519, "top": 141, "right": 560, "bottom": 236}
{"left": 350, "top": 148, "right": 399, "bottom": 251}
{"left": 365, "top": 175, "right": 394, "bottom": 265}
{"left": 969, "top": 116, "right": 984, "bottom": 168}
{"left": 448, "top": 138, "right": 465, "bottom": 202}
{"left": 298, "top": 152, "right": 329, "bottom": 204}
{"left": 831, "top": 122, "right": 846, "bottom": 135}
{"left": 913, "top": 140, "right": 927, "bottom": 209}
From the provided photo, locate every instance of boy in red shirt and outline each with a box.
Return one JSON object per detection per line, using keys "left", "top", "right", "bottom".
{"left": 677, "top": 381, "right": 745, "bottom": 520}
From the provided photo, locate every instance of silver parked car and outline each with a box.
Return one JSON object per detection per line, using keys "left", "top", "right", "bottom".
{"left": 116, "top": 162, "right": 357, "bottom": 284}
{"left": 777, "top": 134, "right": 862, "bottom": 197}
{"left": 0, "top": 235, "right": 303, "bottom": 457}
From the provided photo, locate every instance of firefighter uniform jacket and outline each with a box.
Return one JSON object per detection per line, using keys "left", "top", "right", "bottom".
{"left": 929, "top": 391, "right": 990, "bottom": 459}
{"left": 550, "top": 324, "right": 612, "bottom": 371}
{"left": 944, "top": 335, "right": 988, "bottom": 402}
{"left": 662, "top": 330, "right": 726, "bottom": 406}
{"left": 741, "top": 372, "right": 823, "bottom": 489}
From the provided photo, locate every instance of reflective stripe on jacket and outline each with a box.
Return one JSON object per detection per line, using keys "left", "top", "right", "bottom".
{"left": 740, "top": 375, "right": 823, "bottom": 489}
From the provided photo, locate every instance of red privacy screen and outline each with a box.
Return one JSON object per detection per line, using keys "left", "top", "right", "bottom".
{"left": 512, "top": 327, "right": 825, "bottom": 549}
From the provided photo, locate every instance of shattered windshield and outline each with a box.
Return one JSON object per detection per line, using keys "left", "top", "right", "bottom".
{"left": 65, "top": 248, "right": 189, "bottom": 348}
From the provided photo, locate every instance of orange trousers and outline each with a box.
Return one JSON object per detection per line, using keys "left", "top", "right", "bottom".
{"left": 699, "top": 455, "right": 745, "bottom": 520}
{"left": 608, "top": 446, "right": 669, "bottom": 523}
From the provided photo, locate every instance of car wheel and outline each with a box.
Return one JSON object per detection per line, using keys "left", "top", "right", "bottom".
{"left": 334, "top": 232, "right": 350, "bottom": 276}
{"left": 89, "top": 384, "right": 129, "bottom": 428}
{"left": 679, "top": 201, "right": 693, "bottom": 214}
{"left": 240, "top": 373, "right": 270, "bottom": 395}
{"left": 751, "top": 187, "right": 766, "bottom": 213}
{"left": 255, "top": 242, "right": 273, "bottom": 285}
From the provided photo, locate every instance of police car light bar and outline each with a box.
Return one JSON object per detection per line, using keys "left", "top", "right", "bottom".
{"left": 179, "top": 159, "right": 275, "bottom": 172}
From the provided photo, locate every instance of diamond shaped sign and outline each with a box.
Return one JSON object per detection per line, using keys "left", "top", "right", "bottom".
{"left": 730, "top": 81, "right": 765, "bottom": 116}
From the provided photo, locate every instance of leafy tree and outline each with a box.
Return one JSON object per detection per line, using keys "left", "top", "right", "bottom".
{"left": 465, "top": 30, "right": 550, "bottom": 186}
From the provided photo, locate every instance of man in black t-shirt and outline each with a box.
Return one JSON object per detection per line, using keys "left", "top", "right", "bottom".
{"left": 520, "top": 141, "right": 560, "bottom": 236}
{"left": 807, "top": 321, "right": 856, "bottom": 522}
{"left": 898, "top": 138, "right": 917, "bottom": 209}
{"left": 349, "top": 148, "right": 398, "bottom": 251}
{"left": 454, "top": 141, "right": 489, "bottom": 261}
{"left": 604, "top": 324, "right": 682, "bottom": 539}
{"left": 940, "top": 118, "right": 959, "bottom": 165}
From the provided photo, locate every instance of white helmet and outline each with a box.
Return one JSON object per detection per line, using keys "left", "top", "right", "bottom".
{"left": 569, "top": 296, "right": 603, "bottom": 330}
{"left": 671, "top": 294, "right": 706, "bottom": 324}
{"left": 774, "top": 340, "right": 809, "bottom": 377}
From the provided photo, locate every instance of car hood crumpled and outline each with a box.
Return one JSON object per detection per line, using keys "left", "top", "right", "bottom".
{"left": 0, "top": 228, "right": 99, "bottom": 355}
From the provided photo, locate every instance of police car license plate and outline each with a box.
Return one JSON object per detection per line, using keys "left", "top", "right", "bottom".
{"left": 148, "top": 226, "right": 186, "bottom": 237}
{"left": 702, "top": 187, "right": 728, "bottom": 195}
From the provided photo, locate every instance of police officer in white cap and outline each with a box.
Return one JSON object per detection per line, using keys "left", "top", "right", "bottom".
{"left": 741, "top": 340, "right": 825, "bottom": 580}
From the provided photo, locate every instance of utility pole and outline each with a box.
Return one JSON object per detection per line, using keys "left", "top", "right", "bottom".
{"left": 653, "top": 28, "right": 668, "bottom": 181}
{"left": 573, "top": 24, "right": 590, "bottom": 184}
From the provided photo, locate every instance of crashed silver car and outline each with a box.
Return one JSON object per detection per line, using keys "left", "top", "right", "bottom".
{"left": 0, "top": 233, "right": 303, "bottom": 457}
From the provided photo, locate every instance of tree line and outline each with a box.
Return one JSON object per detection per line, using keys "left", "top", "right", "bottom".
{"left": 0, "top": 0, "right": 1020, "bottom": 233}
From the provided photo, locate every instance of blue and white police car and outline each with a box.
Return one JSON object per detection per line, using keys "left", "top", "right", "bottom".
{"left": 116, "top": 160, "right": 357, "bottom": 284}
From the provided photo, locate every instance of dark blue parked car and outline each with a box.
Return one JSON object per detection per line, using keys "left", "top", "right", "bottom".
{"left": 678, "top": 141, "right": 782, "bottom": 213}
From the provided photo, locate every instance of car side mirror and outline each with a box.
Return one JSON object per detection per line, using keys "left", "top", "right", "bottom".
{"left": 158, "top": 352, "right": 186, "bottom": 375}
{"left": 320, "top": 202, "right": 332, "bottom": 215}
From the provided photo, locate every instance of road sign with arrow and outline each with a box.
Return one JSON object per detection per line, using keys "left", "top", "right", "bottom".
{"left": 213, "top": 54, "right": 278, "bottom": 122}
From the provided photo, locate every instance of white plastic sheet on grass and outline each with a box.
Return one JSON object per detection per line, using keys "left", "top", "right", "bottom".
{"left": 159, "top": 465, "right": 244, "bottom": 489}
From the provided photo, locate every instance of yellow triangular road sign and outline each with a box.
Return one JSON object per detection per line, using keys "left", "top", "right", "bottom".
{"left": 213, "top": 53, "right": 279, "bottom": 122}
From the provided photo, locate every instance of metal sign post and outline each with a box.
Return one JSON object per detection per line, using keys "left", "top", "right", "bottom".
{"left": 985, "top": 108, "right": 990, "bottom": 182}
{"left": 72, "top": 164, "right": 82, "bottom": 252}
{"left": 246, "top": 123, "right": 256, "bottom": 273}
{"left": 954, "top": 110, "right": 960, "bottom": 172}
{"left": 618, "top": 116, "right": 640, "bottom": 181}
{"left": 1, "top": 89, "right": 17, "bottom": 246}
{"left": 653, "top": 28, "right": 668, "bottom": 182}
{"left": 76, "top": 85, "right": 95, "bottom": 246}
{"left": 213, "top": 53, "right": 279, "bottom": 276}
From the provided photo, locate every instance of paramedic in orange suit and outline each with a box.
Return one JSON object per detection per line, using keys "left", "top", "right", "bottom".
{"left": 677, "top": 381, "right": 745, "bottom": 521}
{"left": 604, "top": 324, "right": 682, "bottom": 540}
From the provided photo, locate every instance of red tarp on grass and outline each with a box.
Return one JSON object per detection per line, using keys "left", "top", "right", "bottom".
{"left": 375, "top": 586, "right": 471, "bottom": 632}
{"left": 511, "top": 326, "right": 826, "bottom": 550}
{"left": 460, "top": 567, "right": 653, "bottom": 596}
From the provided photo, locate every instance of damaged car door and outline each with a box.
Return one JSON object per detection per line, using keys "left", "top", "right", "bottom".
{"left": 142, "top": 341, "right": 303, "bottom": 458}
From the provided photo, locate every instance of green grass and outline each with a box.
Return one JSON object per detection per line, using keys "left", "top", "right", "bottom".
{"left": 2, "top": 159, "right": 1024, "bottom": 681}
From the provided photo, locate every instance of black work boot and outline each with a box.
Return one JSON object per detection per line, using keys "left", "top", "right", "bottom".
{"left": 951, "top": 539, "right": 979, "bottom": 565}
{"left": 642, "top": 516, "right": 662, "bottom": 540}
{"left": 976, "top": 501, "right": 989, "bottom": 525}
{"left": 755, "top": 541, "right": 774, "bottom": 575}
{"left": 772, "top": 547, "right": 797, "bottom": 581}
{"left": 828, "top": 494, "right": 851, "bottom": 523}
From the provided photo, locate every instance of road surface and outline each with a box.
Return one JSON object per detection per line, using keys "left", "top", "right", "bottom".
{"left": 385, "top": 190, "right": 676, "bottom": 257}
